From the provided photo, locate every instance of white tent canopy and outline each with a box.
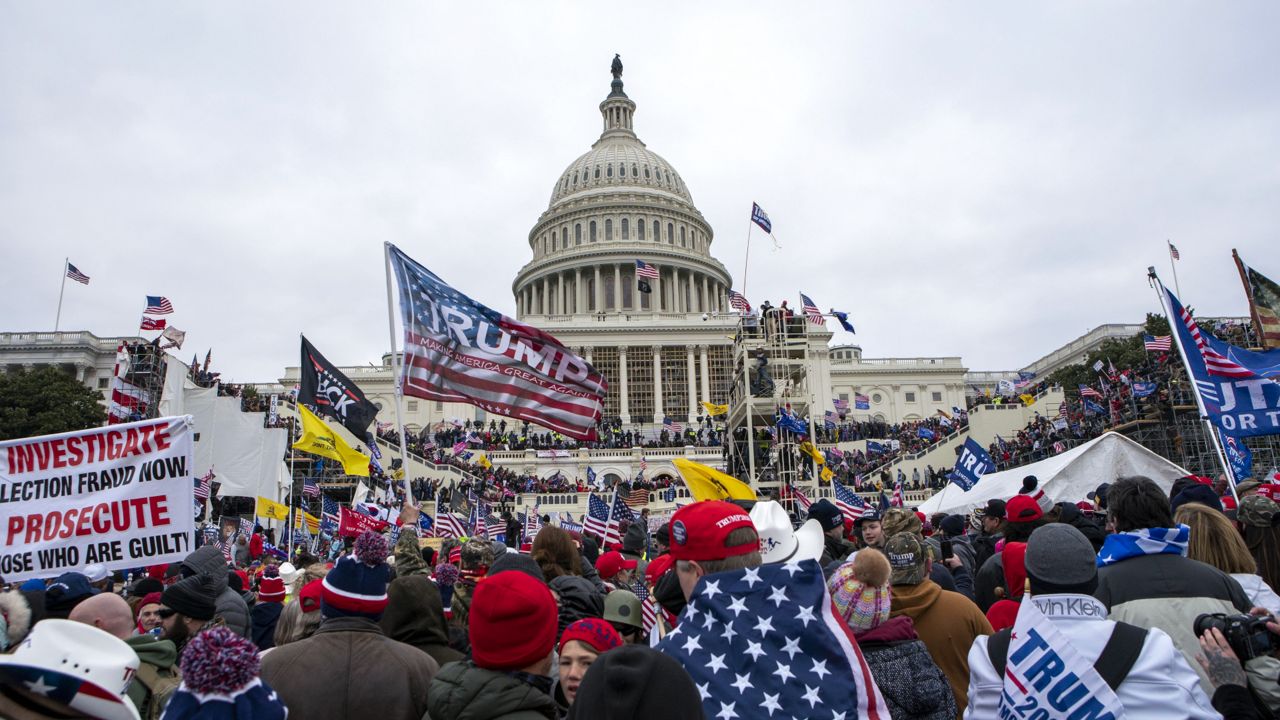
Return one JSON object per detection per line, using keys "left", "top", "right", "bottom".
{"left": 917, "top": 432, "right": 1189, "bottom": 517}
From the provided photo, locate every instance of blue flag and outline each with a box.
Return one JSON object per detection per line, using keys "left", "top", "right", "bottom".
{"left": 947, "top": 437, "right": 994, "bottom": 491}
{"left": 1083, "top": 399, "right": 1107, "bottom": 416}
{"left": 656, "top": 560, "right": 887, "bottom": 718}
{"left": 831, "top": 310, "right": 856, "bottom": 333}
{"left": 1132, "top": 382, "right": 1158, "bottom": 398}
{"left": 865, "top": 440, "right": 885, "bottom": 455}
{"left": 750, "top": 202, "right": 772, "bottom": 233}
{"left": 917, "top": 427, "right": 935, "bottom": 440}
{"left": 1224, "top": 435, "right": 1253, "bottom": 482}
{"left": 775, "top": 409, "right": 809, "bottom": 436}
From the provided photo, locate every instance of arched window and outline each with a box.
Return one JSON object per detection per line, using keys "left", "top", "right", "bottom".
{"left": 561, "top": 228, "right": 568, "bottom": 248}
{"left": 621, "top": 218, "right": 629, "bottom": 240}
{"left": 653, "top": 220, "right": 660, "bottom": 241}
{"left": 550, "top": 233, "right": 556, "bottom": 251}
{"left": 594, "top": 166, "right": 600, "bottom": 179}
{"left": 632, "top": 164, "right": 638, "bottom": 177}
{"left": 575, "top": 224, "right": 582, "bottom": 245}
{"left": 667, "top": 223, "right": 675, "bottom": 244}
{"left": 607, "top": 165, "right": 613, "bottom": 178}
{"left": 590, "top": 221, "right": 597, "bottom": 242}
{"left": 679, "top": 226, "right": 686, "bottom": 247}
{"left": 644, "top": 167, "right": 650, "bottom": 179}
{"left": 637, "top": 219, "right": 645, "bottom": 241}
{"left": 573, "top": 172, "right": 578, "bottom": 185}
{"left": 605, "top": 219, "right": 613, "bottom": 241}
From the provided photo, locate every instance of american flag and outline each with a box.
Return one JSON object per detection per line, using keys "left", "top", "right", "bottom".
{"left": 1144, "top": 334, "right": 1172, "bottom": 352}
{"left": 451, "top": 440, "right": 467, "bottom": 455}
{"left": 833, "top": 479, "right": 867, "bottom": 521}
{"left": 1052, "top": 441, "right": 1067, "bottom": 454}
{"left": 641, "top": 594, "right": 659, "bottom": 634}
{"left": 583, "top": 493, "right": 612, "bottom": 540}
{"left": 793, "top": 484, "right": 813, "bottom": 512}
{"left": 434, "top": 503, "right": 467, "bottom": 539}
{"left": 824, "top": 410, "right": 837, "bottom": 429}
{"left": 1168, "top": 288, "right": 1253, "bottom": 378}
{"left": 638, "top": 458, "right": 647, "bottom": 472}
{"left": 1078, "top": 385, "right": 1104, "bottom": 400}
{"left": 663, "top": 416, "right": 684, "bottom": 434}
{"left": 388, "top": 245, "right": 606, "bottom": 441}
{"left": 855, "top": 393, "right": 870, "bottom": 410}
{"left": 193, "top": 471, "right": 214, "bottom": 501}
{"left": 799, "top": 292, "right": 826, "bottom": 325}
{"left": 486, "top": 515, "right": 506, "bottom": 539}
{"left": 656, "top": 560, "right": 889, "bottom": 719}
{"left": 833, "top": 397, "right": 849, "bottom": 412}
{"left": 144, "top": 295, "right": 174, "bottom": 315}
{"left": 1169, "top": 241, "right": 1180, "bottom": 261}
{"left": 729, "top": 290, "right": 752, "bottom": 313}
{"left": 66, "top": 262, "right": 90, "bottom": 285}
{"left": 606, "top": 491, "right": 635, "bottom": 545}
{"left": 302, "top": 478, "right": 320, "bottom": 498}
{"left": 891, "top": 481, "right": 905, "bottom": 508}
{"left": 321, "top": 495, "right": 340, "bottom": 532}
{"left": 635, "top": 259, "right": 659, "bottom": 279}
{"left": 626, "top": 486, "right": 650, "bottom": 508}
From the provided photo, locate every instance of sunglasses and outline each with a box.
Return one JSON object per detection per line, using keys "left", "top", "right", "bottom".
{"left": 157, "top": 608, "right": 178, "bottom": 619}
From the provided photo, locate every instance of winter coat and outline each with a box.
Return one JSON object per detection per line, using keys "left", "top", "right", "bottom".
{"left": 549, "top": 575, "right": 604, "bottom": 638}
{"left": 856, "top": 616, "right": 957, "bottom": 720}
{"left": 1096, "top": 551, "right": 1251, "bottom": 697}
{"left": 251, "top": 601, "right": 283, "bottom": 650}
{"left": 180, "top": 544, "right": 250, "bottom": 638}
{"left": 1066, "top": 514, "right": 1107, "bottom": 551}
{"left": 819, "top": 534, "right": 857, "bottom": 571}
{"left": 260, "top": 616, "right": 439, "bottom": 720}
{"left": 1232, "top": 573, "right": 1280, "bottom": 616}
{"left": 426, "top": 661, "right": 557, "bottom": 720}
{"left": 381, "top": 575, "right": 466, "bottom": 668}
{"left": 250, "top": 532, "right": 264, "bottom": 560}
{"left": 124, "top": 633, "right": 179, "bottom": 716}
{"left": 972, "top": 552, "right": 1003, "bottom": 613}
{"left": 965, "top": 593, "right": 1218, "bottom": 719}
{"left": 970, "top": 531, "right": 999, "bottom": 570}
{"left": 233, "top": 542, "right": 250, "bottom": 568}
{"left": 890, "top": 578, "right": 992, "bottom": 717}
{"left": 394, "top": 526, "right": 431, "bottom": 576}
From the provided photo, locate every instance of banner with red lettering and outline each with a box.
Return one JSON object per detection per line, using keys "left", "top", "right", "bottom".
{"left": 1, "top": 416, "right": 195, "bottom": 583}
{"left": 338, "top": 506, "right": 390, "bottom": 537}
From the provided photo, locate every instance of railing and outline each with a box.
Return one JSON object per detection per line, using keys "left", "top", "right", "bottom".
{"left": 856, "top": 357, "right": 965, "bottom": 368}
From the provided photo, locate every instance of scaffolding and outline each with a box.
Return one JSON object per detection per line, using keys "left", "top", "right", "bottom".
{"left": 724, "top": 310, "right": 822, "bottom": 495}
{"left": 117, "top": 341, "right": 168, "bottom": 422}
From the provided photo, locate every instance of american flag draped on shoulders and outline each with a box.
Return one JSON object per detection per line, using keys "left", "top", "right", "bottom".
{"left": 387, "top": 243, "right": 607, "bottom": 441}
{"left": 656, "top": 560, "right": 888, "bottom": 719}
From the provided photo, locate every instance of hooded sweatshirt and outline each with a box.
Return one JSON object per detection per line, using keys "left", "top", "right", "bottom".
{"left": 124, "top": 633, "right": 179, "bottom": 714}
{"left": 381, "top": 575, "right": 465, "bottom": 668}
{"left": 181, "top": 544, "right": 250, "bottom": 637}
{"left": 890, "top": 579, "right": 992, "bottom": 717}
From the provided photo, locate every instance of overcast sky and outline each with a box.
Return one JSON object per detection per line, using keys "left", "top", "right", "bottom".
{"left": 3, "top": 2, "right": 1277, "bottom": 382}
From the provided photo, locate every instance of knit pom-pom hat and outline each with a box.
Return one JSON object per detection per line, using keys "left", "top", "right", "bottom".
{"left": 828, "top": 550, "right": 892, "bottom": 633}
{"left": 1020, "top": 475, "right": 1053, "bottom": 514}
{"left": 163, "top": 626, "right": 288, "bottom": 719}
{"left": 320, "top": 531, "right": 391, "bottom": 619}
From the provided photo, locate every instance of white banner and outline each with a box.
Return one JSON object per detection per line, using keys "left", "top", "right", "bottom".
{"left": 0, "top": 416, "right": 196, "bottom": 583}
{"left": 535, "top": 449, "right": 573, "bottom": 458}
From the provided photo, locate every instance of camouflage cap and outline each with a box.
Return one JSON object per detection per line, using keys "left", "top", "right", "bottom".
{"left": 1239, "top": 494, "right": 1279, "bottom": 529}
{"left": 880, "top": 508, "right": 922, "bottom": 539}
{"left": 460, "top": 538, "right": 496, "bottom": 569}
{"left": 884, "top": 532, "right": 927, "bottom": 585}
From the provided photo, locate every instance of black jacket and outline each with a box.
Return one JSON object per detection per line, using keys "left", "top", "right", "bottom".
{"left": 427, "top": 661, "right": 557, "bottom": 720}
{"left": 381, "top": 575, "right": 466, "bottom": 669}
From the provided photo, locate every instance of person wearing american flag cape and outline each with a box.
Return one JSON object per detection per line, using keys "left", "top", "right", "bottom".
{"left": 655, "top": 500, "right": 889, "bottom": 719}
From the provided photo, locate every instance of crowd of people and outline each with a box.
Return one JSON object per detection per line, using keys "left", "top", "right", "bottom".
{"left": 8, "top": 470, "right": 1280, "bottom": 719}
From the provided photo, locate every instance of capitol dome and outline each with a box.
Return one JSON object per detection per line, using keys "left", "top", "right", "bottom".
{"left": 513, "top": 60, "right": 733, "bottom": 319}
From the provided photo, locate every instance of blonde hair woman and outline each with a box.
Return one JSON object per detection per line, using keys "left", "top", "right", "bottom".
{"left": 1175, "top": 503, "right": 1280, "bottom": 614}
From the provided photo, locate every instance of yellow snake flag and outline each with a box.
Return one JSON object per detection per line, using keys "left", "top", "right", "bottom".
{"left": 701, "top": 401, "right": 729, "bottom": 417}
{"left": 672, "top": 458, "right": 757, "bottom": 502}
{"left": 1020, "top": 393, "right": 1036, "bottom": 407}
{"left": 293, "top": 404, "right": 371, "bottom": 476}
{"left": 256, "top": 496, "right": 290, "bottom": 522}
{"left": 797, "top": 440, "right": 825, "bottom": 466}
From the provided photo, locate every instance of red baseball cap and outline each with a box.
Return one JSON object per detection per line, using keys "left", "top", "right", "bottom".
{"left": 668, "top": 501, "right": 757, "bottom": 561}
{"left": 1005, "top": 494, "right": 1044, "bottom": 523}
{"left": 595, "top": 551, "right": 637, "bottom": 580}
{"left": 645, "top": 554, "right": 674, "bottom": 586}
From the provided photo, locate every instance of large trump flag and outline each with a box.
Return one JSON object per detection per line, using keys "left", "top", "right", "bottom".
{"left": 387, "top": 244, "right": 607, "bottom": 441}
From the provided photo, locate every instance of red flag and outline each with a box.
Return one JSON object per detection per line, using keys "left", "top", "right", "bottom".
{"left": 338, "top": 506, "right": 390, "bottom": 537}
{"left": 140, "top": 316, "right": 166, "bottom": 331}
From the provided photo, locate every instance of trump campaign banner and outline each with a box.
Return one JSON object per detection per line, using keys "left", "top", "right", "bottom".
{"left": 1, "top": 416, "right": 195, "bottom": 583}
{"left": 948, "top": 437, "right": 994, "bottom": 491}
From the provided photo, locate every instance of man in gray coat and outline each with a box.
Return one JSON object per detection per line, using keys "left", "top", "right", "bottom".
{"left": 180, "top": 544, "right": 250, "bottom": 637}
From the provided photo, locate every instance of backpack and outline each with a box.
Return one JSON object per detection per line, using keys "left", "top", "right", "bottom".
{"left": 986, "top": 621, "right": 1147, "bottom": 691}
{"left": 135, "top": 662, "right": 183, "bottom": 720}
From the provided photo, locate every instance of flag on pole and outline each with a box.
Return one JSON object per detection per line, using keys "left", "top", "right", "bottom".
{"left": 1168, "top": 241, "right": 1180, "bottom": 261}
{"left": 831, "top": 310, "right": 855, "bottom": 333}
{"left": 832, "top": 479, "right": 866, "bottom": 521}
{"left": 729, "top": 290, "right": 752, "bottom": 313}
{"left": 302, "top": 478, "right": 321, "bottom": 498}
{"left": 292, "top": 405, "right": 372, "bottom": 476}
{"left": 792, "top": 484, "right": 813, "bottom": 512}
{"left": 1168, "top": 286, "right": 1254, "bottom": 378}
{"left": 662, "top": 416, "right": 684, "bottom": 434}
{"left": 1143, "top": 334, "right": 1172, "bottom": 352}
{"left": 256, "top": 496, "right": 290, "bottom": 522}
{"left": 160, "top": 326, "right": 186, "bottom": 349}
{"left": 193, "top": 471, "right": 214, "bottom": 501}
{"left": 66, "top": 263, "right": 90, "bottom": 285}
{"left": 299, "top": 336, "right": 380, "bottom": 442}
{"left": 750, "top": 202, "right": 772, "bottom": 233}
{"left": 144, "top": 296, "right": 174, "bottom": 314}
{"left": 387, "top": 244, "right": 606, "bottom": 441}
{"left": 800, "top": 293, "right": 826, "bottom": 325}
{"left": 583, "top": 493, "right": 611, "bottom": 540}
{"left": 140, "top": 316, "right": 166, "bottom": 331}
{"left": 1078, "top": 385, "right": 1103, "bottom": 400}
{"left": 635, "top": 259, "right": 659, "bottom": 278}
{"left": 1234, "top": 252, "right": 1280, "bottom": 349}
{"left": 854, "top": 393, "right": 870, "bottom": 410}
{"left": 891, "top": 481, "right": 905, "bottom": 508}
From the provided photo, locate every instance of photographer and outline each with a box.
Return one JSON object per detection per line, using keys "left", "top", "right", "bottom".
{"left": 1198, "top": 615, "right": 1280, "bottom": 719}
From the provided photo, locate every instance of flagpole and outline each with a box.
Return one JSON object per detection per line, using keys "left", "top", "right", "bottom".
{"left": 741, "top": 220, "right": 753, "bottom": 297}
{"left": 382, "top": 243, "right": 416, "bottom": 507}
{"left": 1168, "top": 240, "right": 1182, "bottom": 299}
{"left": 1150, "top": 272, "right": 1236, "bottom": 500}
{"left": 1232, "top": 248, "right": 1265, "bottom": 348}
{"left": 55, "top": 257, "right": 68, "bottom": 332}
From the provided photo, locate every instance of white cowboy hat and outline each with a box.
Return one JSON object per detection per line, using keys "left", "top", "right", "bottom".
{"left": 749, "top": 500, "right": 825, "bottom": 565}
{"left": 0, "top": 619, "right": 141, "bottom": 720}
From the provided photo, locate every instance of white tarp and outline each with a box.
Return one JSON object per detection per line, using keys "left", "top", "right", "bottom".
{"left": 918, "top": 432, "right": 1189, "bottom": 516}
{"left": 157, "top": 354, "right": 196, "bottom": 418}
{"left": 187, "top": 386, "right": 289, "bottom": 501}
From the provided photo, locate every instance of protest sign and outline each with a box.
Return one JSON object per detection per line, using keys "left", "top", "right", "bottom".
{"left": 0, "top": 416, "right": 195, "bottom": 583}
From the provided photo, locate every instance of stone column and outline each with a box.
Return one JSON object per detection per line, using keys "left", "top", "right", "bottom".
{"left": 618, "top": 346, "right": 630, "bottom": 424}
{"left": 699, "top": 345, "right": 710, "bottom": 407}
{"left": 541, "top": 276, "right": 549, "bottom": 314}
{"left": 685, "top": 345, "right": 697, "bottom": 424}
{"left": 652, "top": 346, "right": 664, "bottom": 423}
{"left": 593, "top": 266, "right": 602, "bottom": 312}
{"left": 701, "top": 275, "right": 710, "bottom": 313}
{"left": 575, "top": 268, "right": 584, "bottom": 314}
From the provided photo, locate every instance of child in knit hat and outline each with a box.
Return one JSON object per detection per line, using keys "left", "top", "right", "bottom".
{"left": 828, "top": 551, "right": 957, "bottom": 720}
{"left": 160, "top": 625, "right": 287, "bottom": 719}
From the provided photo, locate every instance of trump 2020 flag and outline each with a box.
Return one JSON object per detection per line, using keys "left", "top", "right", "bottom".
{"left": 948, "top": 437, "right": 994, "bottom": 491}
{"left": 657, "top": 559, "right": 888, "bottom": 719}
{"left": 1000, "top": 597, "right": 1123, "bottom": 719}
{"left": 387, "top": 244, "right": 607, "bottom": 440}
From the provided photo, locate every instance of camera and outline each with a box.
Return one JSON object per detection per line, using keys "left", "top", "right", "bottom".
{"left": 1194, "top": 613, "right": 1280, "bottom": 661}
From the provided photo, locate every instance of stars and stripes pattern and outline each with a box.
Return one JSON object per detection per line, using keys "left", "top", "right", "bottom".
{"left": 656, "top": 560, "right": 888, "bottom": 720}
{"left": 388, "top": 244, "right": 606, "bottom": 441}
{"left": 1143, "top": 334, "right": 1172, "bottom": 352}
{"left": 321, "top": 495, "right": 340, "bottom": 532}
{"left": 729, "top": 290, "right": 752, "bottom": 313}
{"left": 792, "top": 484, "right": 813, "bottom": 512}
{"left": 635, "top": 259, "right": 660, "bottom": 279}
{"left": 832, "top": 397, "right": 849, "bottom": 412}
{"left": 1168, "top": 241, "right": 1180, "bottom": 261}
{"left": 1078, "top": 385, "right": 1104, "bottom": 400}
{"left": 606, "top": 491, "right": 635, "bottom": 546}
{"left": 833, "top": 480, "right": 866, "bottom": 521}
{"left": 144, "top": 295, "right": 174, "bottom": 314}
{"left": 1169, "top": 287, "right": 1254, "bottom": 378}
{"left": 302, "top": 478, "right": 320, "bottom": 498}
{"left": 663, "top": 416, "right": 684, "bottom": 434}
{"left": 891, "top": 481, "right": 905, "bottom": 508}
{"left": 193, "top": 471, "right": 214, "bottom": 501}
{"left": 434, "top": 503, "right": 468, "bottom": 539}
{"left": 65, "top": 262, "right": 90, "bottom": 284}
{"left": 583, "top": 493, "right": 612, "bottom": 540}
{"left": 799, "top": 293, "right": 826, "bottom": 325}
{"left": 626, "top": 487, "right": 651, "bottom": 508}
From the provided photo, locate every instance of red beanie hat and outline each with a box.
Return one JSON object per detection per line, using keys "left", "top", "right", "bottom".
{"left": 558, "top": 618, "right": 623, "bottom": 655}
{"left": 470, "top": 570, "right": 557, "bottom": 671}
{"left": 138, "top": 592, "right": 163, "bottom": 614}
{"left": 258, "top": 575, "right": 286, "bottom": 603}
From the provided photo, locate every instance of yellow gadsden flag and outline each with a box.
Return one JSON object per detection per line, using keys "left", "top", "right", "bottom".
{"left": 256, "top": 496, "right": 289, "bottom": 522}
{"left": 672, "top": 458, "right": 757, "bottom": 502}
{"left": 701, "top": 401, "right": 729, "bottom": 417}
{"left": 797, "top": 440, "right": 825, "bottom": 466}
{"left": 293, "top": 404, "right": 371, "bottom": 476}
{"left": 1019, "top": 393, "right": 1036, "bottom": 407}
